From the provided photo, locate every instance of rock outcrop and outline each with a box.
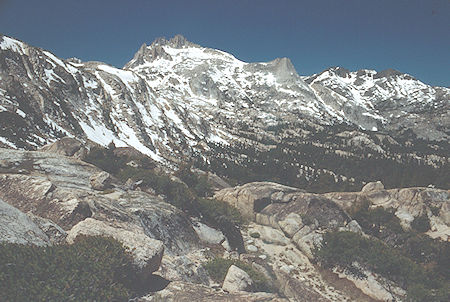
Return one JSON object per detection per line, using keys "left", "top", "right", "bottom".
{"left": 222, "top": 265, "right": 254, "bottom": 292}
{"left": 67, "top": 218, "right": 164, "bottom": 277}
{"left": 215, "top": 181, "right": 450, "bottom": 301}
{"left": 361, "top": 181, "right": 384, "bottom": 193}
{"left": 39, "top": 137, "right": 87, "bottom": 159}
{"left": 0, "top": 147, "right": 202, "bottom": 284}
{"left": 0, "top": 198, "right": 50, "bottom": 246}
{"left": 325, "top": 183, "right": 450, "bottom": 240}
{"left": 141, "top": 281, "right": 287, "bottom": 302}
{"left": 89, "top": 171, "right": 112, "bottom": 190}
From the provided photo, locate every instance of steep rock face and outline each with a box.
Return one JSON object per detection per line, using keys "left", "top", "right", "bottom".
{"left": 0, "top": 198, "right": 50, "bottom": 246}
{"left": 0, "top": 148, "right": 200, "bottom": 250}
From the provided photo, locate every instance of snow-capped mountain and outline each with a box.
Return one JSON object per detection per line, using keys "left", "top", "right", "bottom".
{"left": 0, "top": 34, "right": 448, "bottom": 164}
{"left": 305, "top": 67, "right": 450, "bottom": 140}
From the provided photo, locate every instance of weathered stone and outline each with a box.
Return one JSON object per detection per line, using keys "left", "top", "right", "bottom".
{"left": 293, "top": 231, "right": 323, "bottom": 260}
{"left": 326, "top": 186, "right": 450, "bottom": 240}
{"left": 0, "top": 198, "right": 49, "bottom": 246}
{"left": 67, "top": 218, "right": 164, "bottom": 276}
{"left": 89, "top": 171, "right": 112, "bottom": 190}
{"left": 278, "top": 213, "right": 303, "bottom": 238}
{"left": 346, "top": 220, "right": 363, "bottom": 234}
{"left": 142, "top": 281, "right": 287, "bottom": 301}
{"left": 159, "top": 250, "right": 210, "bottom": 285}
{"left": 361, "top": 181, "right": 384, "bottom": 193}
{"left": 222, "top": 265, "right": 254, "bottom": 292}
{"left": 215, "top": 182, "right": 302, "bottom": 219}
{"left": 192, "top": 221, "right": 225, "bottom": 245}
{"left": 247, "top": 244, "right": 258, "bottom": 253}
{"left": 251, "top": 224, "right": 290, "bottom": 246}
{"left": 39, "top": 137, "right": 87, "bottom": 159}
{"left": 334, "top": 265, "right": 406, "bottom": 301}
{"left": 27, "top": 213, "right": 67, "bottom": 244}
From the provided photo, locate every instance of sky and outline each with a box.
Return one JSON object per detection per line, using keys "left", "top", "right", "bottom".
{"left": 0, "top": 0, "right": 449, "bottom": 87}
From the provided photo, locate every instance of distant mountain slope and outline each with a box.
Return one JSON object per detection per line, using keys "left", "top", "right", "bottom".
{"left": 305, "top": 67, "right": 450, "bottom": 140}
{"left": 1, "top": 34, "right": 448, "bottom": 190}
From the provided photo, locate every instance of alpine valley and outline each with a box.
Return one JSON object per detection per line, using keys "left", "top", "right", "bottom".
{"left": 0, "top": 34, "right": 449, "bottom": 301}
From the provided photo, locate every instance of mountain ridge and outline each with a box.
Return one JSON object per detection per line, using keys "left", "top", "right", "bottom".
{"left": 0, "top": 33, "right": 449, "bottom": 191}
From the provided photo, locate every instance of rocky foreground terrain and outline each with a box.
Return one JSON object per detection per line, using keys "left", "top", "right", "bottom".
{"left": 0, "top": 139, "right": 448, "bottom": 301}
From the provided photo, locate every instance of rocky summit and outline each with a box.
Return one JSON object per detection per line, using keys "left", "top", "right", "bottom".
{"left": 0, "top": 34, "right": 449, "bottom": 301}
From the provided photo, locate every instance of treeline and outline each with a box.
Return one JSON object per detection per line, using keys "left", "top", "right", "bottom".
{"left": 194, "top": 124, "right": 449, "bottom": 193}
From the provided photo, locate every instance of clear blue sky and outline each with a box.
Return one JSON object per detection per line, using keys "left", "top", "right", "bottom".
{"left": 0, "top": 0, "right": 449, "bottom": 86}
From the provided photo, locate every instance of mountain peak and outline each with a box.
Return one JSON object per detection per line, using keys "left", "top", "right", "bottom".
{"left": 327, "top": 66, "right": 351, "bottom": 78}
{"left": 373, "top": 68, "right": 411, "bottom": 80}
{"left": 148, "top": 34, "right": 198, "bottom": 49}
{"left": 267, "top": 57, "right": 299, "bottom": 80}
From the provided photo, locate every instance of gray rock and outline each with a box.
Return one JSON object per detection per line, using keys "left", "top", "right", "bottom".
{"left": 0, "top": 198, "right": 49, "bottom": 246}
{"left": 247, "top": 244, "right": 258, "bottom": 253}
{"left": 251, "top": 224, "right": 290, "bottom": 246}
{"left": 361, "top": 181, "right": 385, "bottom": 193}
{"left": 222, "top": 265, "right": 254, "bottom": 292}
{"left": 0, "top": 148, "right": 202, "bottom": 254}
{"left": 192, "top": 221, "right": 225, "bottom": 245}
{"left": 89, "top": 171, "right": 112, "bottom": 190}
{"left": 278, "top": 213, "right": 303, "bottom": 238}
{"left": 292, "top": 231, "right": 323, "bottom": 259}
{"left": 67, "top": 218, "right": 164, "bottom": 277}
{"left": 27, "top": 213, "right": 67, "bottom": 244}
{"left": 346, "top": 220, "right": 363, "bottom": 234}
{"left": 39, "top": 137, "right": 87, "bottom": 159}
{"left": 144, "top": 281, "right": 287, "bottom": 301}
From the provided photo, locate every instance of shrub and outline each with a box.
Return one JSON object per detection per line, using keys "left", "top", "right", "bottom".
{"left": 0, "top": 236, "right": 141, "bottom": 301}
{"left": 314, "top": 231, "right": 449, "bottom": 302}
{"left": 204, "top": 258, "right": 274, "bottom": 292}
{"left": 351, "top": 201, "right": 403, "bottom": 237}
{"left": 411, "top": 214, "right": 431, "bottom": 233}
{"left": 250, "top": 232, "right": 261, "bottom": 239}
{"left": 175, "top": 164, "right": 212, "bottom": 197}
{"left": 84, "top": 145, "right": 125, "bottom": 174}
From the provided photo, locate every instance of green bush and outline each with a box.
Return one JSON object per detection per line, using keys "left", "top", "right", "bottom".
{"left": 204, "top": 258, "right": 274, "bottom": 293}
{"left": 250, "top": 232, "right": 261, "bottom": 239}
{"left": 174, "top": 164, "right": 212, "bottom": 197}
{"left": 411, "top": 214, "right": 431, "bottom": 233}
{"left": 84, "top": 145, "right": 125, "bottom": 174}
{"left": 351, "top": 201, "right": 403, "bottom": 237}
{"left": 0, "top": 236, "right": 141, "bottom": 301}
{"left": 314, "top": 231, "right": 449, "bottom": 302}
